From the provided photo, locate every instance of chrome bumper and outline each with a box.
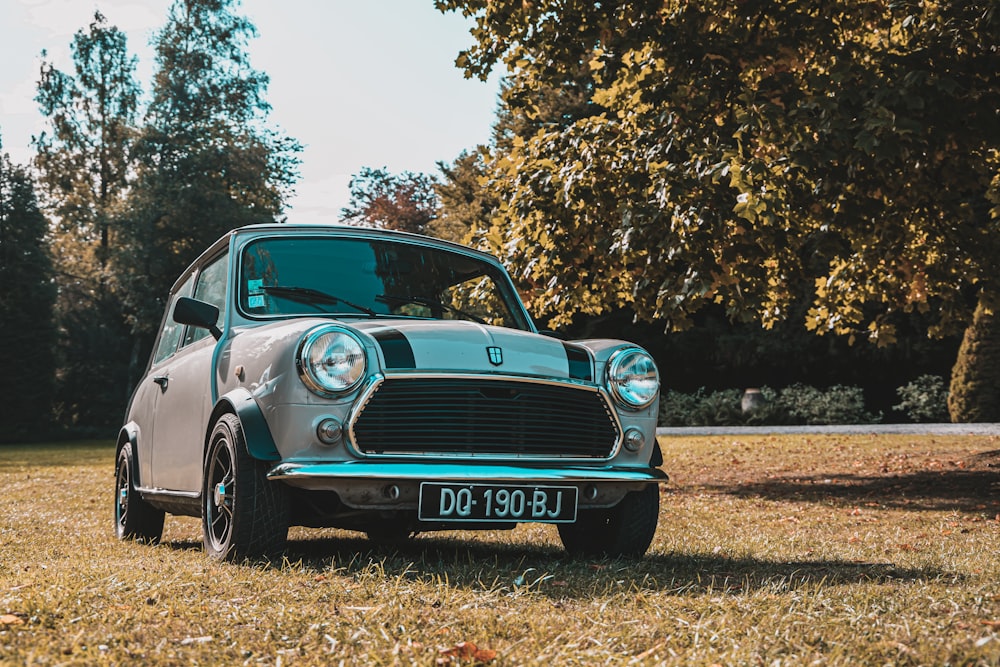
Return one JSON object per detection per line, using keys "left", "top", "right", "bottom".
{"left": 267, "top": 461, "right": 667, "bottom": 509}
{"left": 268, "top": 460, "right": 667, "bottom": 483}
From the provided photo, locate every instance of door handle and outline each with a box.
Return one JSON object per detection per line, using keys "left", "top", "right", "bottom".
{"left": 153, "top": 375, "right": 169, "bottom": 389}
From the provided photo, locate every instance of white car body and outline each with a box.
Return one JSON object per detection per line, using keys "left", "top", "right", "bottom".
{"left": 115, "top": 224, "right": 666, "bottom": 560}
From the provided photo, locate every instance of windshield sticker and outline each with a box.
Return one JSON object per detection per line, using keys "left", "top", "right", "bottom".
{"left": 248, "top": 279, "right": 264, "bottom": 294}
{"left": 248, "top": 294, "right": 266, "bottom": 309}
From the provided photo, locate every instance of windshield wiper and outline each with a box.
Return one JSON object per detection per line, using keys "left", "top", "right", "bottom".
{"left": 261, "top": 286, "right": 378, "bottom": 317}
{"left": 375, "top": 293, "right": 487, "bottom": 324}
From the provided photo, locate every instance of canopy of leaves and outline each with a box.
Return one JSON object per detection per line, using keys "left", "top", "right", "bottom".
{"left": 439, "top": 0, "right": 1000, "bottom": 341}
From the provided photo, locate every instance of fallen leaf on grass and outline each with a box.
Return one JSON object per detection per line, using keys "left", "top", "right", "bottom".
{"left": 1, "top": 614, "right": 25, "bottom": 626}
{"left": 981, "top": 620, "right": 1000, "bottom": 629}
{"left": 438, "top": 641, "right": 497, "bottom": 664}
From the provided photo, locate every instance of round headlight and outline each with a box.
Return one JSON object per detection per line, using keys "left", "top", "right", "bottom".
{"left": 297, "top": 327, "right": 367, "bottom": 396}
{"left": 607, "top": 348, "right": 660, "bottom": 409}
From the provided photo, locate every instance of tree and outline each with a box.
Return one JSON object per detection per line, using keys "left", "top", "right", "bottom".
{"left": 948, "top": 301, "right": 1000, "bottom": 422}
{"left": 33, "top": 11, "right": 142, "bottom": 430}
{"left": 0, "top": 137, "right": 57, "bottom": 441}
{"left": 439, "top": 1, "right": 1000, "bottom": 419}
{"left": 34, "top": 10, "right": 140, "bottom": 274}
{"left": 341, "top": 166, "right": 439, "bottom": 236}
{"left": 433, "top": 149, "right": 496, "bottom": 243}
{"left": 119, "top": 0, "right": 300, "bottom": 337}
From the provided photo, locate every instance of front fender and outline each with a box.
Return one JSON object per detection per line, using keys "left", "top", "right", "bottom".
{"left": 117, "top": 422, "right": 141, "bottom": 483}
{"left": 211, "top": 388, "right": 281, "bottom": 461}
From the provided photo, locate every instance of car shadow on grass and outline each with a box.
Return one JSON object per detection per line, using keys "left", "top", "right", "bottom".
{"left": 256, "top": 534, "right": 945, "bottom": 599}
{"left": 703, "top": 465, "right": 1000, "bottom": 514}
{"left": 159, "top": 534, "right": 947, "bottom": 598}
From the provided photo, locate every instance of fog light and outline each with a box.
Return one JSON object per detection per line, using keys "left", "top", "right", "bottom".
{"left": 316, "top": 417, "right": 343, "bottom": 445}
{"left": 624, "top": 427, "right": 645, "bottom": 452}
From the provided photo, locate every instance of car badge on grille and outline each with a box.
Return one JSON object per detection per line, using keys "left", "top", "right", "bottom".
{"left": 487, "top": 346, "right": 503, "bottom": 366}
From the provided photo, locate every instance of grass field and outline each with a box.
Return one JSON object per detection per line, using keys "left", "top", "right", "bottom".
{"left": 2, "top": 434, "right": 1000, "bottom": 665}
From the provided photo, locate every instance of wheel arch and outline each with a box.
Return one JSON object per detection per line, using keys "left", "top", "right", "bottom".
{"left": 117, "top": 423, "right": 141, "bottom": 484}
{"left": 208, "top": 388, "right": 282, "bottom": 462}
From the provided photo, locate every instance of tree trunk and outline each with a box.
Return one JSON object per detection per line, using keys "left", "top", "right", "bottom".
{"left": 948, "top": 294, "right": 1000, "bottom": 423}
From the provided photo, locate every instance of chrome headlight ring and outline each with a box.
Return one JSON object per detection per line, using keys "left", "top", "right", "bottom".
{"left": 606, "top": 347, "right": 660, "bottom": 410}
{"left": 296, "top": 326, "right": 368, "bottom": 397}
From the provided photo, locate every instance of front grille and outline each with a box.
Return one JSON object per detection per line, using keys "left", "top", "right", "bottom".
{"left": 350, "top": 377, "right": 620, "bottom": 458}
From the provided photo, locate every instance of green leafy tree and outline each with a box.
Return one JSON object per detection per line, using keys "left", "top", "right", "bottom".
{"left": 948, "top": 302, "right": 1000, "bottom": 422}
{"left": 439, "top": 0, "right": 1000, "bottom": 419}
{"left": 34, "top": 10, "right": 140, "bottom": 273}
{"left": 120, "top": 0, "right": 300, "bottom": 337}
{"left": 0, "top": 137, "right": 57, "bottom": 441}
{"left": 433, "top": 149, "right": 497, "bottom": 243}
{"left": 33, "top": 11, "right": 141, "bottom": 431}
{"left": 341, "top": 166, "right": 439, "bottom": 236}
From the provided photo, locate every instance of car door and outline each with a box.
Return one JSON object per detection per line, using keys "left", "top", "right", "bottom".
{"left": 133, "top": 274, "right": 195, "bottom": 486}
{"left": 149, "top": 253, "right": 229, "bottom": 494}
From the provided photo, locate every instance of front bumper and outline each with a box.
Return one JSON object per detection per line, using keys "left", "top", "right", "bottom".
{"left": 267, "top": 461, "right": 667, "bottom": 510}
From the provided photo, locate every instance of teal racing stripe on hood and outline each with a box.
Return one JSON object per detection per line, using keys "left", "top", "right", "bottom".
{"left": 369, "top": 327, "right": 416, "bottom": 369}
{"left": 563, "top": 342, "right": 593, "bottom": 381}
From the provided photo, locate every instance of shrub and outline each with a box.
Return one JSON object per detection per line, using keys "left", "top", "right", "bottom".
{"left": 948, "top": 299, "right": 1000, "bottom": 422}
{"left": 775, "top": 384, "right": 880, "bottom": 425}
{"left": 659, "top": 388, "right": 743, "bottom": 426}
{"left": 658, "top": 384, "right": 880, "bottom": 426}
{"left": 894, "top": 375, "right": 949, "bottom": 423}
{"left": 658, "top": 389, "right": 705, "bottom": 427}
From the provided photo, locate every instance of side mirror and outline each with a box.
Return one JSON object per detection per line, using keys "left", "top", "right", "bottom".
{"left": 173, "top": 296, "right": 222, "bottom": 340}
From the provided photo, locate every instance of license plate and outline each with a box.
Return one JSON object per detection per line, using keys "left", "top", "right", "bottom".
{"left": 418, "top": 483, "right": 578, "bottom": 523}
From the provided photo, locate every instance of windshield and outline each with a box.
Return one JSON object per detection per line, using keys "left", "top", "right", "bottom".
{"left": 238, "top": 236, "right": 530, "bottom": 330}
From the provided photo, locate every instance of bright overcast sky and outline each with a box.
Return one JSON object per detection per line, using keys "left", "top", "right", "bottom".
{"left": 0, "top": 0, "right": 502, "bottom": 224}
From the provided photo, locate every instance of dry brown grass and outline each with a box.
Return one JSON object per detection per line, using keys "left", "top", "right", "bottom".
{"left": 2, "top": 434, "right": 1000, "bottom": 665}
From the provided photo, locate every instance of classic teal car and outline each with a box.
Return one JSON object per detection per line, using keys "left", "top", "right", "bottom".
{"left": 116, "top": 224, "right": 666, "bottom": 561}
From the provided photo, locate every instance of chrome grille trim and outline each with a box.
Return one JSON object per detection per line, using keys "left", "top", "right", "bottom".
{"left": 346, "top": 373, "right": 623, "bottom": 460}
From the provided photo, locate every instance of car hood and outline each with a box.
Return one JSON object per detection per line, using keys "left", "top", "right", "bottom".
{"left": 350, "top": 319, "right": 593, "bottom": 381}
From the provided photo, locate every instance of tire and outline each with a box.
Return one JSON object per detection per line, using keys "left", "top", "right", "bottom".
{"left": 202, "top": 413, "right": 289, "bottom": 562}
{"left": 114, "top": 441, "right": 165, "bottom": 544}
{"left": 558, "top": 484, "right": 659, "bottom": 558}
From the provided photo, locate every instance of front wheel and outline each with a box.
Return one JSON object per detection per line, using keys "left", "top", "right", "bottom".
{"left": 114, "top": 441, "right": 164, "bottom": 544}
{"left": 558, "top": 485, "right": 659, "bottom": 558}
{"left": 202, "top": 414, "right": 289, "bottom": 562}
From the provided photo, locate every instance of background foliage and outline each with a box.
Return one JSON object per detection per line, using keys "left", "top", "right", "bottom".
{"left": 1, "top": 0, "right": 300, "bottom": 440}
{"left": 427, "top": 0, "right": 999, "bottom": 422}
{"left": 1, "top": 0, "right": 997, "bottom": 437}
{"left": 0, "top": 142, "right": 56, "bottom": 440}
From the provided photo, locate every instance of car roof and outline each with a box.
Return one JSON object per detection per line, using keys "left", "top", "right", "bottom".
{"left": 168, "top": 223, "right": 503, "bottom": 295}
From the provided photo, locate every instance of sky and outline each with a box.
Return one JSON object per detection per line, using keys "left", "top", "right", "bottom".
{"left": 0, "top": 0, "right": 502, "bottom": 224}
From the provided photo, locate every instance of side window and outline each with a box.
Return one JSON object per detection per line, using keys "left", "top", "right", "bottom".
{"left": 184, "top": 253, "right": 229, "bottom": 346}
{"left": 152, "top": 274, "right": 196, "bottom": 365}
